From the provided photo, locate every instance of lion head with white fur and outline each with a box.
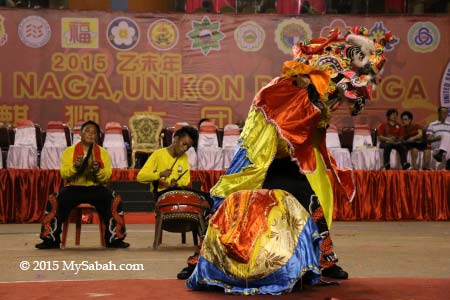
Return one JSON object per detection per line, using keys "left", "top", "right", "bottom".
{"left": 289, "top": 27, "right": 392, "bottom": 117}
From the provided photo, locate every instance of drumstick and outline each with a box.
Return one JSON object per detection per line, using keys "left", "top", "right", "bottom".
{"left": 169, "top": 156, "right": 179, "bottom": 170}
{"left": 175, "top": 169, "right": 188, "bottom": 182}
{"left": 160, "top": 157, "right": 179, "bottom": 180}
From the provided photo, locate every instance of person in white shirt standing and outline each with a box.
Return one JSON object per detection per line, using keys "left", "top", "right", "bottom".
{"left": 426, "top": 106, "right": 450, "bottom": 170}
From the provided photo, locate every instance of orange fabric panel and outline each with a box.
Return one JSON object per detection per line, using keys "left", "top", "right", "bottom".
{"left": 211, "top": 189, "right": 278, "bottom": 263}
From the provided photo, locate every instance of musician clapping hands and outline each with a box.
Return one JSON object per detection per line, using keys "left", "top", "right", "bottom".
{"left": 73, "top": 155, "right": 84, "bottom": 171}
{"left": 35, "top": 120, "right": 130, "bottom": 249}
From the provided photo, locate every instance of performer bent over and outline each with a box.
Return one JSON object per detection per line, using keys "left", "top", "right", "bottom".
{"left": 180, "top": 27, "right": 393, "bottom": 291}
{"left": 35, "top": 120, "right": 129, "bottom": 249}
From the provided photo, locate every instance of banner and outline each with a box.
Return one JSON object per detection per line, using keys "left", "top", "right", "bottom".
{"left": 0, "top": 8, "right": 448, "bottom": 130}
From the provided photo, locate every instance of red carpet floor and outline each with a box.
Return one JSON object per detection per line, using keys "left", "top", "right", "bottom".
{"left": 0, "top": 278, "right": 449, "bottom": 300}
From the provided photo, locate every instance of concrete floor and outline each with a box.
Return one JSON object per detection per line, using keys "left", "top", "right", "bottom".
{"left": 1, "top": 221, "right": 449, "bottom": 283}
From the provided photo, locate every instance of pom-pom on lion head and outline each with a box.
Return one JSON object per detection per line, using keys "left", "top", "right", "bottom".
{"left": 288, "top": 27, "right": 392, "bottom": 116}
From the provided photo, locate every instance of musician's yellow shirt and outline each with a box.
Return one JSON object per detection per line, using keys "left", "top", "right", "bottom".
{"left": 136, "top": 148, "right": 191, "bottom": 192}
{"left": 60, "top": 143, "right": 112, "bottom": 186}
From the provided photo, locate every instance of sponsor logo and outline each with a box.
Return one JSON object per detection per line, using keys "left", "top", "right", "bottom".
{"left": 106, "top": 17, "right": 140, "bottom": 51}
{"left": 62, "top": 18, "right": 99, "bottom": 48}
{"left": 320, "top": 19, "right": 351, "bottom": 38}
{"left": 147, "top": 19, "right": 179, "bottom": 51}
{"left": 407, "top": 22, "right": 440, "bottom": 53}
{"left": 369, "top": 21, "right": 399, "bottom": 52}
{"left": 234, "top": 21, "right": 265, "bottom": 52}
{"left": 275, "top": 18, "right": 312, "bottom": 55}
{"left": 186, "top": 16, "right": 225, "bottom": 56}
{"left": 18, "top": 15, "right": 51, "bottom": 48}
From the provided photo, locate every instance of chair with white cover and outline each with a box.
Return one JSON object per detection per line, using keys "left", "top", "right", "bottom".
{"left": 40, "top": 121, "right": 68, "bottom": 169}
{"left": 103, "top": 122, "right": 128, "bottom": 169}
{"left": 326, "top": 124, "right": 352, "bottom": 169}
{"left": 222, "top": 124, "right": 240, "bottom": 169}
{"left": 174, "top": 122, "right": 198, "bottom": 170}
{"left": 72, "top": 121, "right": 83, "bottom": 145}
{"left": 7, "top": 119, "right": 38, "bottom": 169}
{"left": 351, "top": 124, "right": 383, "bottom": 170}
{"left": 196, "top": 121, "right": 223, "bottom": 170}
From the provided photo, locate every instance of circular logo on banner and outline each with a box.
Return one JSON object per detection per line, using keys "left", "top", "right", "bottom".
{"left": 407, "top": 21, "right": 440, "bottom": 53}
{"left": 186, "top": 16, "right": 225, "bottom": 56}
{"left": 147, "top": 19, "right": 179, "bottom": 51}
{"left": 234, "top": 21, "right": 265, "bottom": 52}
{"left": 18, "top": 15, "right": 51, "bottom": 48}
{"left": 106, "top": 17, "right": 140, "bottom": 51}
{"left": 275, "top": 18, "right": 312, "bottom": 55}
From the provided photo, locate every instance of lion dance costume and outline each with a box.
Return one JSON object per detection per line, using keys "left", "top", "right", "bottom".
{"left": 187, "top": 27, "right": 392, "bottom": 295}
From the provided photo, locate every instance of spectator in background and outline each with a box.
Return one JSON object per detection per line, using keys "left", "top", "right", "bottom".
{"left": 378, "top": 108, "right": 410, "bottom": 170}
{"left": 426, "top": 106, "right": 450, "bottom": 170}
{"left": 400, "top": 111, "right": 427, "bottom": 170}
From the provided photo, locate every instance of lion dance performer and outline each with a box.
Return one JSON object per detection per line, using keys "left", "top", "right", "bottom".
{"left": 184, "top": 27, "right": 392, "bottom": 295}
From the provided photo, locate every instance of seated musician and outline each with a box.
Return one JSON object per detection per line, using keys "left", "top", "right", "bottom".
{"left": 136, "top": 126, "right": 200, "bottom": 197}
{"left": 137, "top": 125, "right": 211, "bottom": 274}
{"left": 35, "top": 120, "right": 129, "bottom": 249}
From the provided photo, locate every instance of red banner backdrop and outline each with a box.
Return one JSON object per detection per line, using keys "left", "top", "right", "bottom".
{"left": 0, "top": 8, "right": 448, "bottom": 130}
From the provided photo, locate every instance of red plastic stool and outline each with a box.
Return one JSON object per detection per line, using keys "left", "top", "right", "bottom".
{"left": 61, "top": 204, "right": 105, "bottom": 248}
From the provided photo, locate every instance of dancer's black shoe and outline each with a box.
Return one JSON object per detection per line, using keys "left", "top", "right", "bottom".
{"left": 35, "top": 239, "right": 60, "bottom": 249}
{"left": 321, "top": 264, "right": 349, "bottom": 279}
{"left": 177, "top": 265, "right": 195, "bottom": 280}
{"left": 106, "top": 240, "right": 130, "bottom": 248}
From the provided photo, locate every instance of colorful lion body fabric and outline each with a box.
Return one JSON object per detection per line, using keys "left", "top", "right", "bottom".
{"left": 187, "top": 28, "right": 391, "bottom": 295}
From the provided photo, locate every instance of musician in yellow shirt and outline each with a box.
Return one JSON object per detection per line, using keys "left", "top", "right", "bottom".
{"left": 35, "top": 120, "right": 129, "bottom": 249}
{"left": 137, "top": 126, "right": 198, "bottom": 196}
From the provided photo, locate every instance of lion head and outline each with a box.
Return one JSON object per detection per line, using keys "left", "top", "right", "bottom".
{"left": 290, "top": 27, "right": 392, "bottom": 116}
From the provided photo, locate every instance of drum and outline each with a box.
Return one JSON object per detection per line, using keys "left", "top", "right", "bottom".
{"left": 154, "top": 190, "right": 210, "bottom": 248}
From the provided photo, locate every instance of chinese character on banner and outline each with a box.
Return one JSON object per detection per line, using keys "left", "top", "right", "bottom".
{"left": 13, "top": 105, "right": 29, "bottom": 124}
{"left": 0, "top": 104, "right": 29, "bottom": 125}
{"left": 65, "top": 105, "right": 99, "bottom": 127}
{"left": 62, "top": 18, "right": 99, "bottom": 48}
{"left": 201, "top": 106, "right": 232, "bottom": 128}
{"left": 0, "top": 105, "right": 13, "bottom": 124}
{"left": 69, "top": 22, "right": 91, "bottom": 44}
